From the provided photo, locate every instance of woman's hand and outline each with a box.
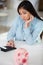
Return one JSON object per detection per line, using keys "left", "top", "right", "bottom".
{"left": 25, "top": 16, "right": 34, "bottom": 28}
{"left": 6, "top": 40, "right": 15, "bottom": 47}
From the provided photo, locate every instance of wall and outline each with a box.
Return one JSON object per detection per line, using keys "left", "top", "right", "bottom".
{"left": 29, "top": 0, "right": 39, "bottom": 11}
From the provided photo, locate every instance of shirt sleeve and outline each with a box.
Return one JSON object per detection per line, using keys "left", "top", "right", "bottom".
{"left": 7, "top": 17, "right": 18, "bottom": 41}
{"left": 24, "top": 21, "right": 43, "bottom": 45}
{"left": 32, "top": 21, "right": 43, "bottom": 42}
{"left": 24, "top": 27, "right": 34, "bottom": 45}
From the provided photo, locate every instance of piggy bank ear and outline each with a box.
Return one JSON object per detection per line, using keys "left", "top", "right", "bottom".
{"left": 25, "top": 52, "right": 29, "bottom": 57}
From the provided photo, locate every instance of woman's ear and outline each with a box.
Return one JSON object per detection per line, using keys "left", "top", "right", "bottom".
{"left": 40, "top": 31, "right": 43, "bottom": 39}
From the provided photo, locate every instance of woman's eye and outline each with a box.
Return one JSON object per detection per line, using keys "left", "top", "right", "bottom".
{"left": 19, "top": 12, "right": 26, "bottom": 15}
{"left": 23, "top": 12, "right": 26, "bottom": 14}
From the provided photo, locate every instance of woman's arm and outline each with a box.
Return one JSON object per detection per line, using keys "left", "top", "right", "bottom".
{"left": 7, "top": 17, "right": 18, "bottom": 42}
{"left": 24, "top": 21, "right": 43, "bottom": 45}
{"left": 32, "top": 21, "right": 43, "bottom": 42}
{"left": 24, "top": 27, "right": 34, "bottom": 45}
{"left": 6, "top": 16, "right": 19, "bottom": 47}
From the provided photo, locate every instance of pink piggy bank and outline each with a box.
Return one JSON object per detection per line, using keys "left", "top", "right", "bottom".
{"left": 14, "top": 48, "right": 29, "bottom": 65}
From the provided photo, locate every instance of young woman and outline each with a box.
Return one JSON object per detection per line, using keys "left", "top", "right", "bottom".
{"left": 6, "top": 0, "right": 43, "bottom": 47}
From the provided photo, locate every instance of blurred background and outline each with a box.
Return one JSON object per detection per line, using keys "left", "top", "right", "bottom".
{"left": 0, "top": 0, "right": 43, "bottom": 33}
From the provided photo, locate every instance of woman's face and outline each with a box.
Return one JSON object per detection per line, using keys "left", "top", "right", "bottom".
{"left": 19, "top": 8, "right": 31, "bottom": 21}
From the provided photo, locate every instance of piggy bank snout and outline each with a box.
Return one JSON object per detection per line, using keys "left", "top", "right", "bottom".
{"left": 22, "top": 58, "right": 27, "bottom": 63}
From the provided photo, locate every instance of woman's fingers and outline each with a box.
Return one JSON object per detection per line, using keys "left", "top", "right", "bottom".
{"left": 6, "top": 40, "right": 15, "bottom": 47}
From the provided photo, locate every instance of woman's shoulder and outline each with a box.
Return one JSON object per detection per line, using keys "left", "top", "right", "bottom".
{"left": 13, "top": 15, "right": 21, "bottom": 21}
{"left": 35, "top": 17, "right": 43, "bottom": 22}
{"left": 31, "top": 17, "right": 43, "bottom": 27}
{"left": 11, "top": 15, "right": 21, "bottom": 24}
{"left": 35, "top": 17, "right": 43, "bottom": 29}
{"left": 13, "top": 15, "right": 23, "bottom": 23}
{"left": 35, "top": 17, "right": 43, "bottom": 24}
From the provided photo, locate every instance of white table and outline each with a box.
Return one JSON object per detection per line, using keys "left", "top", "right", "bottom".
{"left": 0, "top": 32, "right": 43, "bottom": 65}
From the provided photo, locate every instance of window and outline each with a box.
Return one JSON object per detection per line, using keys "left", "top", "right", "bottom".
{"left": 0, "top": 0, "right": 7, "bottom": 9}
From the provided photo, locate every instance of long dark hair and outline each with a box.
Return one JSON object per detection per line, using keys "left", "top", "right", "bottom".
{"left": 17, "top": 0, "right": 43, "bottom": 21}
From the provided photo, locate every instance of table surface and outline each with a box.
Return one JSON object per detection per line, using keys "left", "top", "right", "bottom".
{"left": 0, "top": 33, "right": 43, "bottom": 65}
{"left": 0, "top": 42, "right": 43, "bottom": 65}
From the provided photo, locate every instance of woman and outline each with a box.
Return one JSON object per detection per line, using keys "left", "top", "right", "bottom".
{"left": 7, "top": 0, "right": 43, "bottom": 47}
